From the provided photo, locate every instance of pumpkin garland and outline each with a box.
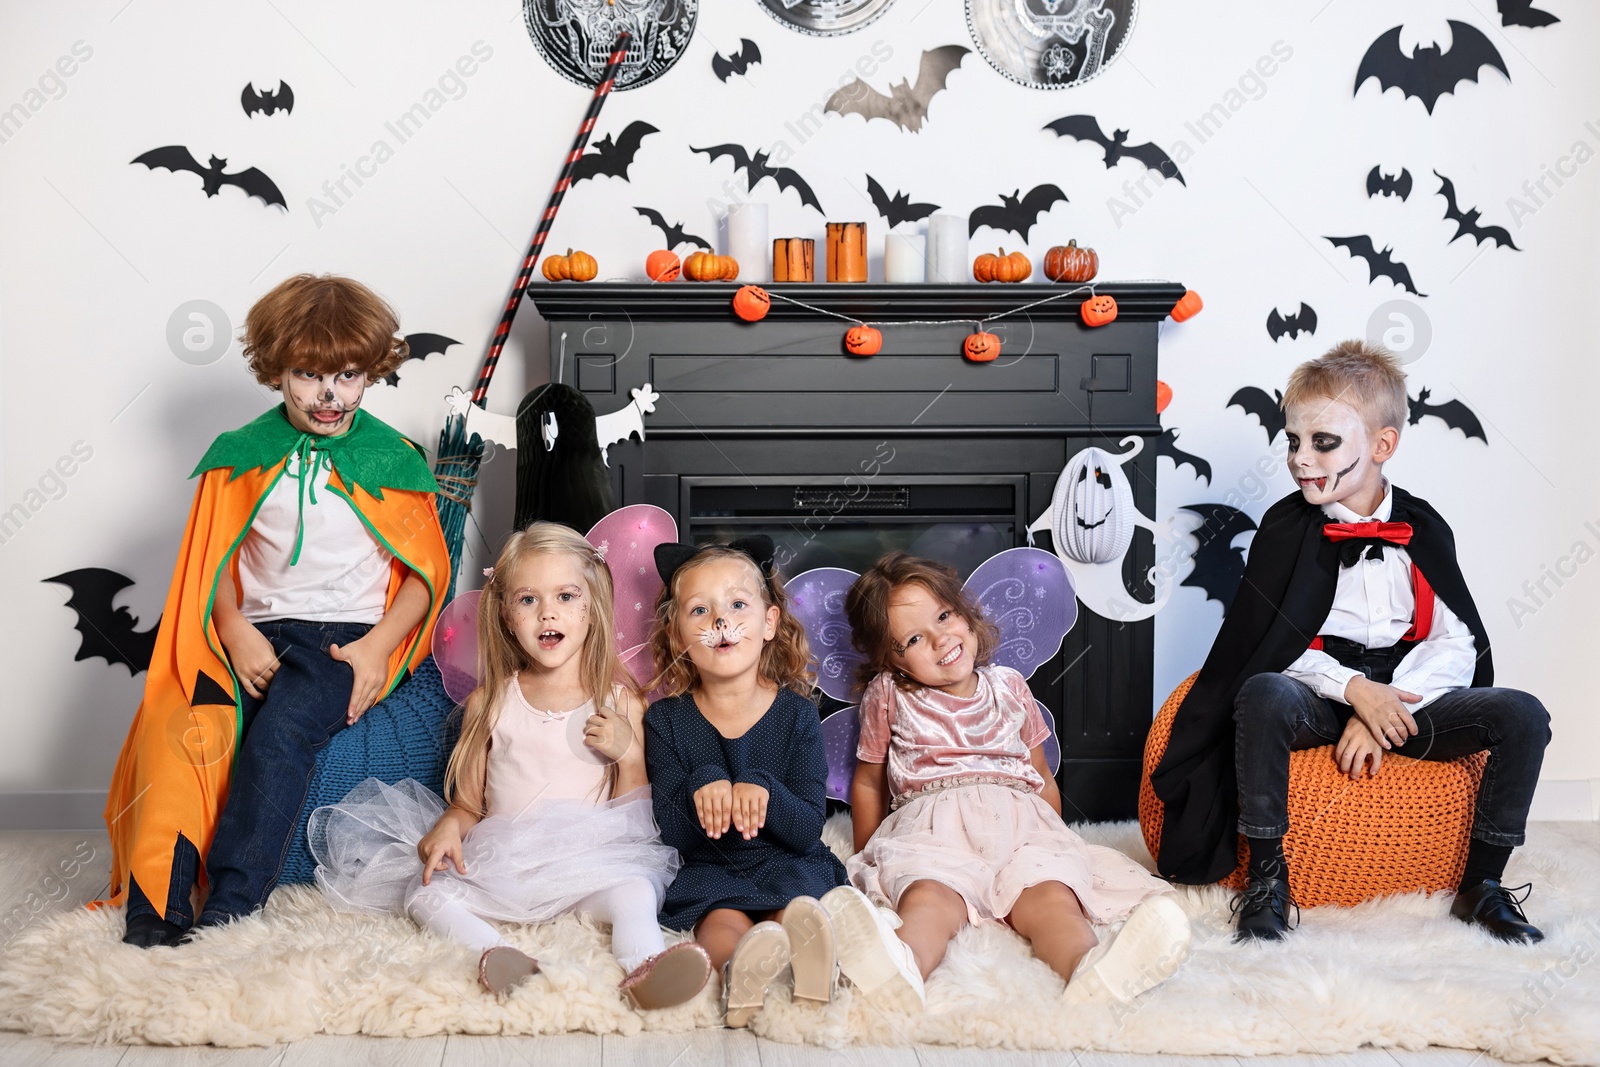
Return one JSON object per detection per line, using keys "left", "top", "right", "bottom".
{"left": 844, "top": 324, "right": 882, "bottom": 356}
{"left": 732, "top": 285, "right": 771, "bottom": 322}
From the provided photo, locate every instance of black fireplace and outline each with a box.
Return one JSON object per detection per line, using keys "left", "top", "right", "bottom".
{"left": 530, "top": 282, "right": 1184, "bottom": 821}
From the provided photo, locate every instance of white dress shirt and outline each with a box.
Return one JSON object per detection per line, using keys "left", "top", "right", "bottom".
{"left": 1280, "top": 483, "right": 1477, "bottom": 707}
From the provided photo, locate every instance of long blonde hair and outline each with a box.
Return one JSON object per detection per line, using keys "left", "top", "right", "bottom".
{"left": 443, "top": 523, "right": 634, "bottom": 811}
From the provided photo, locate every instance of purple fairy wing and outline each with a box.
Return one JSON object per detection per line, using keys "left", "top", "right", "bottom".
{"left": 820, "top": 705, "right": 861, "bottom": 802}
{"left": 432, "top": 590, "right": 483, "bottom": 704}
{"left": 585, "top": 504, "right": 679, "bottom": 653}
{"left": 1035, "top": 699, "right": 1061, "bottom": 776}
{"left": 963, "top": 547, "right": 1077, "bottom": 680}
{"left": 788, "top": 567, "right": 864, "bottom": 702}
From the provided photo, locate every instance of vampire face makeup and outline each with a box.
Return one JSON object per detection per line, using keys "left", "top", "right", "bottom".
{"left": 279, "top": 365, "right": 367, "bottom": 436}
{"left": 1283, "top": 396, "right": 1394, "bottom": 514}
{"left": 502, "top": 552, "right": 592, "bottom": 677}
{"left": 673, "top": 556, "right": 778, "bottom": 685}
{"left": 886, "top": 582, "right": 980, "bottom": 698}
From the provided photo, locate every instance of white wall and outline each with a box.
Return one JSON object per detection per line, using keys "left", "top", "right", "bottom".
{"left": 1, "top": 0, "right": 1595, "bottom": 811}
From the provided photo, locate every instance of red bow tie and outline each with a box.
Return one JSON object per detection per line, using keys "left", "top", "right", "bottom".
{"left": 1323, "top": 521, "right": 1413, "bottom": 545}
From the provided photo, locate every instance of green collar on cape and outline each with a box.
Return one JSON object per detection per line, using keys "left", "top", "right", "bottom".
{"left": 191, "top": 405, "right": 437, "bottom": 499}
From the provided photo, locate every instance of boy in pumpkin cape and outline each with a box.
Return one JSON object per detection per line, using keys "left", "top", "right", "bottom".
{"left": 1151, "top": 341, "right": 1550, "bottom": 943}
{"left": 97, "top": 275, "right": 451, "bottom": 947}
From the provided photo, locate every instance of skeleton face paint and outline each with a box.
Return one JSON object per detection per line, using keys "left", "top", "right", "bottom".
{"left": 501, "top": 551, "right": 592, "bottom": 676}
{"left": 886, "top": 582, "right": 980, "bottom": 698}
{"left": 280, "top": 365, "right": 367, "bottom": 437}
{"left": 674, "top": 556, "right": 777, "bottom": 684}
{"left": 1283, "top": 396, "right": 1385, "bottom": 512}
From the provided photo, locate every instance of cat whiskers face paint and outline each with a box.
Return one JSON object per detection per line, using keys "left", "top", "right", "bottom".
{"left": 697, "top": 622, "right": 747, "bottom": 648}
{"left": 280, "top": 364, "right": 367, "bottom": 437}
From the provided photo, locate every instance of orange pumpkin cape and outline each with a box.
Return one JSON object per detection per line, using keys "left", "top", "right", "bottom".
{"left": 94, "top": 405, "right": 451, "bottom": 920}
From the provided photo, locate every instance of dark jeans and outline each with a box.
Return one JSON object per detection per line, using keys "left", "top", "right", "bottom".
{"left": 197, "top": 618, "right": 371, "bottom": 925}
{"left": 1233, "top": 672, "right": 1550, "bottom": 846}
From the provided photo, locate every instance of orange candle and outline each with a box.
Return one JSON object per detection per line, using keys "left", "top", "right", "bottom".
{"left": 826, "top": 223, "right": 867, "bottom": 283}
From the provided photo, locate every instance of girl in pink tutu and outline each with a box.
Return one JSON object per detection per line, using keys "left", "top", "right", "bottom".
{"left": 309, "top": 523, "right": 711, "bottom": 1005}
{"left": 832, "top": 552, "right": 1190, "bottom": 1012}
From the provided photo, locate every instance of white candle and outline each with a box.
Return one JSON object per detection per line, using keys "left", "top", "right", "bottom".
{"left": 726, "top": 203, "right": 770, "bottom": 282}
{"left": 926, "top": 213, "right": 969, "bottom": 283}
{"left": 884, "top": 233, "right": 926, "bottom": 283}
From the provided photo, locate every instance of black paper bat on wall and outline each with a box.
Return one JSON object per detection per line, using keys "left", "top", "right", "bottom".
{"left": 865, "top": 175, "right": 939, "bottom": 228}
{"left": 713, "top": 39, "right": 762, "bottom": 81}
{"left": 825, "top": 44, "right": 970, "bottom": 134}
{"left": 1156, "top": 427, "right": 1212, "bottom": 485}
{"left": 44, "top": 568, "right": 158, "bottom": 674}
{"left": 968, "top": 185, "right": 1068, "bottom": 240}
{"left": 634, "top": 206, "right": 712, "bottom": 250}
{"left": 1267, "top": 303, "right": 1318, "bottom": 342}
{"left": 1228, "top": 386, "right": 1286, "bottom": 445}
{"left": 1354, "top": 21, "right": 1509, "bottom": 114}
{"left": 1178, "top": 504, "right": 1258, "bottom": 611}
{"left": 1325, "top": 235, "right": 1427, "bottom": 296}
{"left": 571, "top": 121, "right": 658, "bottom": 185}
{"left": 383, "top": 333, "right": 459, "bottom": 387}
{"left": 690, "top": 144, "right": 823, "bottom": 212}
{"left": 241, "top": 81, "right": 293, "bottom": 117}
{"left": 1409, "top": 387, "right": 1488, "bottom": 442}
{"left": 1367, "top": 166, "right": 1413, "bottom": 200}
{"left": 1498, "top": 0, "right": 1559, "bottom": 28}
{"left": 1435, "top": 171, "right": 1520, "bottom": 250}
{"left": 1043, "top": 115, "right": 1186, "bottom": 185}
{"left": 132, "top": 147, "right": 286, "bottom": 209}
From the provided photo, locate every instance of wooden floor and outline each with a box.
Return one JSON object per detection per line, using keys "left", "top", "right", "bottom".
{"left": 0, "top": 829, "right": 1563, "bottom": 1067}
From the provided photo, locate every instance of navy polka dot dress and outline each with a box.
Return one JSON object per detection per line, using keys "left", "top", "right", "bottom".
{"left": 645, "top": 687, "right": 847, "bottom": 931}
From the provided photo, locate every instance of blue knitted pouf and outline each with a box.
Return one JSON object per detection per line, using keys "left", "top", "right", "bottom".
{"left": 278, "top": 656, "right": 460, "bottom": 885}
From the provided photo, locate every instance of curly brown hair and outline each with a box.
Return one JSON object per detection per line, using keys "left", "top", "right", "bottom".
{"left": 647, "top": 546, "right": 815, "bottom": 699}
{"left": 241, "top": 273, "right": 408, "bottom": 386}
{"left": 845, "top": 552, "right": 1000, "bottom": 694}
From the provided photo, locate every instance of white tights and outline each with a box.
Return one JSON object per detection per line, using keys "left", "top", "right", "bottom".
{"left": 404, "top": 876, "right": 665, "bottom": 973}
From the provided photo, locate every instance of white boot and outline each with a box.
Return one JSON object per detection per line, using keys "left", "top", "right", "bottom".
{"left": 1062, "top": 893, "right": 1191, "bottom": 1006}
{"left": 820, "top": 886, "right": 926, "bottom": 1014}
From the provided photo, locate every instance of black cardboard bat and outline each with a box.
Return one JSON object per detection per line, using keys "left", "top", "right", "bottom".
{"left": 712, "top": 39, "right": 762, "bottom": 82}
{"left": 1498, "top": 0, "right": 1559, "bottom": 28}
{"left": 691, "top": 143, "right": 823, "bottom": 212}
{"left": 571, "top": 121, "right": 659, "bottom": 185}
{"left": 1325, "top": 235, "right": 1427, "bottom": 296}
{"left": 1228, "top": 386, "right": 1286, "bottom": 444}
{"left": 132, "top": 146, "right": 286, "bottom": 209}
{"left": 1354, "top": 21, "right": 1509, "bottom": 114}
{"left": 865, "top": 175, "right": 939, "bottom": 228}
{"left": 1266, "top": 303, "right": 1318, "bottom": 342}
{"left": 383, "top": 333, "right": 459, "bottom": 387}
{"left": 826, "top": 44, "right": 969, "bottom": 134}
{"left": 634, "top": 206, "right": 712, "bottom": 251}
{"left": 1178, "top": 504, "right": 1258, "bottom": 611}
{"left": 1408, "top": 387, "right": 1488, "bottom": 442}
{"left": 241, "top": 81, "right": 293, "bottom": 117}
{"left": 44, "top": 568, "right": 159, "bottom": 674}
{"left": 1043, "top": 115, "right": 1186, "bottom": 185}
{"left": 1366, "top": 166, "right": 1413, "bottom": 200}
{"left": 1156, "top": 427, "right": 1212, "bottom": 485}
{"left": 968, "top": 184, "right": 1068, "bottom": 240}
{"left": 1435, "top": 171, "right": 1520, "bottom": 251}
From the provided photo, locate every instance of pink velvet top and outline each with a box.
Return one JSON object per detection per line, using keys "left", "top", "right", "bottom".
{"left": 483, "top": 675, "right": 610, "bottom": 817}
{"left": 855, "top": 665, "right": 1050, "bottom": 804}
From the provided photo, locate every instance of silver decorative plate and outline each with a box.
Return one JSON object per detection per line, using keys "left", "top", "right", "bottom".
{"left": 756, "top": 0, "right": 897, "bottom": 37}
{"left": 966, "top": 0, "right": 1138, "bottom": 89}
{"left": 523, "top": 0, "right": 698, "bottom": 90}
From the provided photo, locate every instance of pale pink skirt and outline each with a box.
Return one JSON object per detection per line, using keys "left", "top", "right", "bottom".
{"left": 846, "top": 782, "right": 1169, "bottom": 926}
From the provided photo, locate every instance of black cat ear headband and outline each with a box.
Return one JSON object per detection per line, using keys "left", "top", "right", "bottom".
{"left": 653, "top": 535, "right": 777, "bottom": 591}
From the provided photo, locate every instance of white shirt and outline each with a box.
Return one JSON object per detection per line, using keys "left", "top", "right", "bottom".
{"left": 1280, "top": 483, "right": 1477, "bottom": 708}
{"left": 236, "top": 448, "right": 392, "bottom": 624}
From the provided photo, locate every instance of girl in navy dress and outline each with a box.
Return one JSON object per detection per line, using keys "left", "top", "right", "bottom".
{"left": 644, "top": 536, "right": 848, "bottom": 1026}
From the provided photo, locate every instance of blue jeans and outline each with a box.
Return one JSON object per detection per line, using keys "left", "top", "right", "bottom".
{"left": 197, "top": 619, "right": 372, "bottom": 924}
{"left": 1233, "top": 672, "right": 1550, "bottom": 846}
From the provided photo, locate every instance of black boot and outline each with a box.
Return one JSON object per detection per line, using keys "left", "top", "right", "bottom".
{"left": 1231, "top": 877, "right": 1297, "bottom": 943}
{"left": 122, "top": 912, "right": 186, "bottom": 948}
{"left": 1450, "top": 880, "right": 1544, "bottom": 944}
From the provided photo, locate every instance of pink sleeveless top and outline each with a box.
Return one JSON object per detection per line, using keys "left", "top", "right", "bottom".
{"left": 483, "top": 675, "right": 610, "bottom": 817}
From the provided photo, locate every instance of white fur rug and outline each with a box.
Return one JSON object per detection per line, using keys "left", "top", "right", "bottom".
{"left": 2, "top": 818, "right": 1597, "bottom": 1062}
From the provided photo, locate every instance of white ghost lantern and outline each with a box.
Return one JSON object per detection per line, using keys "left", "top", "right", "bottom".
{"left": 1052, "top": 444, "right": 1136, "bottom": 564}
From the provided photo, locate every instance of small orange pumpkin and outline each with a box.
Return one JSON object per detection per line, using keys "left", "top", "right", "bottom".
{"left": 963, "top": 331, "right": 1001, "bottom": 362}
{"left": 973, "top": 248, "right": 1032, "bottom": 284}
{"left": 646, "top": 249, "right": 681, "bottom": 282}
{"left": 683, "top": 251, "right": 739, "bottom": 282}
{"left": 844, "top": 324, "right": 882, "bottom": 356}
{"left": 540, "top": 248, "right": 598, "bottom": 282}
{"left": 1080, "top": 295, "right": 1118, "bottom": 327}
{"left": 1170, "top": 289, "right": 1203, "bottom": 322}
{"left": 1043, "top": 240, "right": 1098, "bottom": 283}
{"left": 732, "top": 285, "right": 771, "bottom": 322}
{"left": 1156, "top": 379, "right": 1172, "bottom": 415}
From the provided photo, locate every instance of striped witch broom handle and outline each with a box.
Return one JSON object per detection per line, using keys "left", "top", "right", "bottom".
{"left": 469, "top": 31, "right": 631, "bottom": 408}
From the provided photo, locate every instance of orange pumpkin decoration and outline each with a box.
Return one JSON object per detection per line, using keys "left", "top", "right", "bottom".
{"left": 683, "top": 251, "right": 740, "bottom": 282}
{"left": 963, "top": 331, "right": 1001, "bottom": 362}
{"left": 646, "top": 249, "right": 681, "bottom": 282}
{"left": 1080, "top": 295, "right": 1118, "bottom": 327}
{"left": 1170, "top": 289, "right": 1203, "bottom": 322}
{"left": 1043, "top": 240, "right": 1098, "bottom": 283}
{"left": 844, "top": 325, "right": 882, "bottom": 356}
{"left": 541, "top": 248, "right": 598, "bottom": 282}
{"left": 732, "top": 285, "right": 771, "bottom": 322}
{"left": 973, "top": 248, "right": 1032, "bottom": 284}
{"left": 1156, "top": 379, "right": 1173, "bottom": 415}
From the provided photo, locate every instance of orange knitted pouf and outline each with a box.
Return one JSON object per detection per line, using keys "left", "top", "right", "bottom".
{"left": 1138, "top": 673, "right": 1488, "bottom": 907}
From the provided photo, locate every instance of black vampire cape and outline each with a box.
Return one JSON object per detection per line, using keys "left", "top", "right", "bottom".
{"left": 1149, "top": 487, "right": 1494, "bottom": 884}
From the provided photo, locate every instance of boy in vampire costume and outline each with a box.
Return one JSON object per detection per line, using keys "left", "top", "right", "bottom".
{"left": 1151, "top": 341, "right": 1550, "bottom": 943}
{"left": 97, "top": 274, "right": 451, "bottom": 947}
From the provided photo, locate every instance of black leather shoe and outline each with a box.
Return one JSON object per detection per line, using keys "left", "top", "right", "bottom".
{"left": 122, "top": 913, "right": 186, "bottom": 948}
{"left": 1231, "top": 877, "right": 1297, "bottom": 943}
{"left": 1451, "top": 880, "right": 1544, "bottom": 944}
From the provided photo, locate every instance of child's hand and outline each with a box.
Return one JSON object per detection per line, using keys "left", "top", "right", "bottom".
{"left": 1344, "top": 675, "right": 1421, "bottom": 750}
{"left": 223, "top": 621, "right": 279, "bottom": 699}
{"left": 1335, "top": 716, "right": 1384, "bottom": 780}
{"left": 730, "top": 782, "right": 769, "bottom": 840}
{"left": 583, "top": 703, "right": 636, "bottom": 764}
{"left": 329, "top": 635, "right": 389, "bottom": 725}
{"left": 693, "top": 780, "right": 734, "bottom": 839}
{"left": 417, "top": 822, "right": 466, "bottom": 885}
